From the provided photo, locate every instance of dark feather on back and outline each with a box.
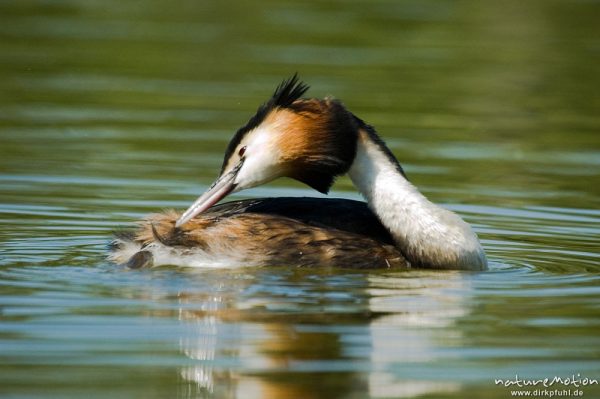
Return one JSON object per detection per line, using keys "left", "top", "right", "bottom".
{"left": 203, "top": 197, "right": 395, "bottom": 246}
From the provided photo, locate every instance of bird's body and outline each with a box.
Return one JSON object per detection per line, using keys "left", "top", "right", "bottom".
{"left": 109, "top": 75, "right": 487, "bottom": 271}
{"left": 110, "top": 198, "right": 406, "bottom": 269}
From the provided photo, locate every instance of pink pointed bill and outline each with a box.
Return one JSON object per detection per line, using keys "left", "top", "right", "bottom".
{"left": 175, "top": 164, "right": 241, "bottom": 228}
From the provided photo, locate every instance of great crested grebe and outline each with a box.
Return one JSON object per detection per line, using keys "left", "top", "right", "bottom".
{"left": 110, "top": 75, "right": 487, "bottom": 270}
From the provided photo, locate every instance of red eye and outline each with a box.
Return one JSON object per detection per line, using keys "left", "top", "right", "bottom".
{"left": 238, "top": 146, "right": 247, "bottom": 157}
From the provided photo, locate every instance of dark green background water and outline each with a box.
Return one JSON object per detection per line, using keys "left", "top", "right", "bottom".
{"left": 1, "top": 1, "right": 599, "bottom": 398}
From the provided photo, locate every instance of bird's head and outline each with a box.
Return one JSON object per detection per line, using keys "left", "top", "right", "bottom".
{"left": 176, "top": 75, "right": 359, "bottom": 227}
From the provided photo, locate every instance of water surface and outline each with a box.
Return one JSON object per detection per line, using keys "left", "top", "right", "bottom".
{"left": 1, "top": 1, "right": 599, "bottom": 398}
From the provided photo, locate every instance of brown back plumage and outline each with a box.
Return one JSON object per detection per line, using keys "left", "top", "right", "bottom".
{"left": 115, "top": 199, "right": 409, "bottom": 269}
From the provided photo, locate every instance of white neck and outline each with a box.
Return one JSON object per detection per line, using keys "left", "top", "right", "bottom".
{"left": 348, "top": 129, "right": 487, "bottom": 270}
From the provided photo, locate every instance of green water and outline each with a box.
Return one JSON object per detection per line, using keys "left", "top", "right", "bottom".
{"left": 1, "top": 1, "right": 599, "bottom": 398}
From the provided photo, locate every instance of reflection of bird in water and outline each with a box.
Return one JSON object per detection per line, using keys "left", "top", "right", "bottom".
{"left": 110, "top": 75, "right": 487, "bottom": 270}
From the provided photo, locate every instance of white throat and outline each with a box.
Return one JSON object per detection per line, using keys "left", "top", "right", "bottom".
{"left": 348, "top": 129, "right": 487, "bottom": 270}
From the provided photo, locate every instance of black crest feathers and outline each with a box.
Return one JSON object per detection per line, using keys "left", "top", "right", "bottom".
{"left": 221, "top": 74, "right": 309, "bottom": 173}
{"left": 271, "top": 73, "right": 310, "bottom": 108}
